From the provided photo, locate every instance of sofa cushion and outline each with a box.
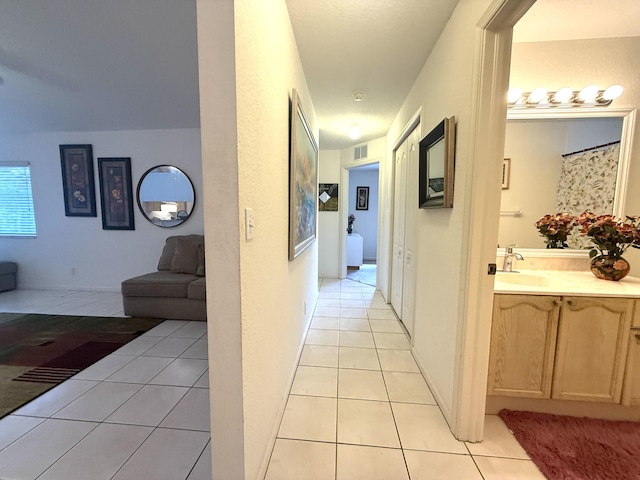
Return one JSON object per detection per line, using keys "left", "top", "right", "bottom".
{"left": 171, "top": 237, "right": 200, "bottom": 274}
{"left": 188, "top": 277, "right": 206, "bottom": 300}
{"left": 196, "top": 244, "right": 205, "bottom": 277}
{"left": 0, "top": 262, "right": 18, "bottom": 275}
{"left": 157, "top": 235, "right": 204, "bottom": 271}
{"left": 122, "top": 271, "right": 200, "bottom": 298}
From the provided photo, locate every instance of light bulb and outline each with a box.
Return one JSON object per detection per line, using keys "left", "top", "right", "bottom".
{"left": 602, "top": 85, "right": 623, "bottom": 100}
{"left": 528, "top": 88, "right": 547, "bottom": 104}
{"left": 553, "top": 87, "right": 574, "bottom": 103}
{"left": 579, "top": 85, "right": 599, "bottom": 102}
{"left": 348, "top": 125, "right": 361, "bottom": 140}
{"left": 507, "top": 88, "right": 523, "bottom": 103}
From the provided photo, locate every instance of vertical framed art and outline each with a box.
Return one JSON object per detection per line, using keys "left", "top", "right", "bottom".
{"left": 59, "top": 144, "right": 97, "bottom": 216}
{"left": 356, "top": 186, "right": 369, "bottom": 210}
{"left": 289, "top": 89, "right": 318, "bottom": 261}
{"left": 98, "top": 157, "right": 135, "bottom": 230}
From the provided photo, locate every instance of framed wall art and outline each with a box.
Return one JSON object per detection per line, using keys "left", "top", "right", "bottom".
{"left": 418, "top": 116, "right": 456, "bottom": 209}
{"left": 289, "top": 89, "right": 318, "bottom": 260}
{"left": 318, "top": 183, "right": 339, "bottom": 211}
{"left": 59, "top": 144, "right": 97, "bottom": 216}
{"left": 502, "top": 158, "right": 511, "bottom": 190}
{"left": 98, "top": 157, "right": 135, "bottom": 230}
{"left": 356, "top": 186, "right": 369, "bottom": 210}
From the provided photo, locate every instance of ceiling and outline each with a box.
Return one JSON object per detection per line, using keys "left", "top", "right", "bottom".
{"left": 1, "top": 0, "right": 639, "bottom": 150}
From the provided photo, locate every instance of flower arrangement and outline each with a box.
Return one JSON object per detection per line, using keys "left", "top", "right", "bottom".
{"left": 347, "top": 214, "right": 356, "bottom": 234}
{"left": 534, "top": 213, "right": 576, "bottom": 249}
{"left": 575, "top": 212, "right": 640, "bottom": 259}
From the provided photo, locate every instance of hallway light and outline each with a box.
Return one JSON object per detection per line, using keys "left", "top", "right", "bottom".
{"left": 508, "top": 85, "right": 623, "bottom": 109}
{"left": 349, "top": 124, "right": 361, "bottom": 140}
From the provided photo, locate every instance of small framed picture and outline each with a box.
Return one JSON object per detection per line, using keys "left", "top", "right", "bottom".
{"left": 502, "top": 158, "right": 511, "bottom": 190}
{"left": 98, "top": 157, "right": 135, "bottom": 230}
{"left": 356, "top": 186, "right": 369, "bottom": 210}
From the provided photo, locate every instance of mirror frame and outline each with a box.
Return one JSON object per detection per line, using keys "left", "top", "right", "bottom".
{"left": 136, "top": 165, "right": 196, "bottom": 228}
{"left": 501, "top": 107, "right": 637, "bottom": 257}
{"left": 419, "top": 116, "right": 456, "bottom": 209}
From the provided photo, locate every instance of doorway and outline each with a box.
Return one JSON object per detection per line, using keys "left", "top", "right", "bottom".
{"left": 345, "top": 163, "right": 379, "bottom": 287}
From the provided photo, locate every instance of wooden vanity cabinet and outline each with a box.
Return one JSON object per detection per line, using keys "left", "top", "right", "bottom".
{"left": 487, "top": 295, "right": 560, "bottom": 398}
{"left": 621, "top": 300, "right": 640, "bottom": 406}
{"left": 551, "top": 297, "right": 633, "bottom": 403}
{"left": 488, "top": 295, "right": 635, "bottom": 403}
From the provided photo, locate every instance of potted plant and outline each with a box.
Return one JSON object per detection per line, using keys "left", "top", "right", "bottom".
{"left": 575, "top": 212, "right": 640, "bottom": 281}
{"left": 347, "top": 214, "right": 356, "bottom": 235}
{"left": 534, "top": 213, "right": 576, "bottom": 249}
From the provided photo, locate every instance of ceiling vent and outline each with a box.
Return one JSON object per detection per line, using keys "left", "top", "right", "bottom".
{"left": 354, "top": 144, "right": 368, "bottom": 160}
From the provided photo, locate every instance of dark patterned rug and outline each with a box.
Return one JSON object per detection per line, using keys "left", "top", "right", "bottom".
{"left": 0, "top": 313, "right": 164, "bottom": 418}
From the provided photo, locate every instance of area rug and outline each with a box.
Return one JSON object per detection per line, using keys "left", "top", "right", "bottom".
{"left": 0, "top": 313, "right": 164, "bottom": 418}
{"left": 499, "top": 409, "right": 640, "bottom": 480}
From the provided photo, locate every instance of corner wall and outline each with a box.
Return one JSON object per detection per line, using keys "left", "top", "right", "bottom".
{"left": 0, "top": 128, "right": 203, "bottom": 291}
{"left": 382, "top": 0, "right": 495, "bottom": 421}
{"left": 197, "top": 0, "right": 318, "bottom": 478}
{"left": 318, "top": 149, "right": 342, "bottom": 278}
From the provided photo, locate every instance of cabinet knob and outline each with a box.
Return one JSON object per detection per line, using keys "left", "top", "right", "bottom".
{"left": 567, "top": 300, "right": 574, "bottom": 307}
{"left": 635, "top": 333, "right": 640, "bottom": 341}
{"left": 553, "top": 300, "right": 562, "bottom": 307}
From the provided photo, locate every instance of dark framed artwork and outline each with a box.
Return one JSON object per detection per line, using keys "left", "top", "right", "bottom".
{"left": 289, "top": 88, "right": 319, "bottom": 261}
{"left": 419, "top": 116, "right": 456, "bottom": 209}
{"left": 98, "top": 157, "right": 135, "bottom": 230}
{"left": 356, "top": 186, "right": 369, "bottom": 210}
{"left": 319, "top": 183, "right": 339, "bottom": 211}
{"left": 59, "top": 144, "right": 97, "bottom": 216}
{"left": 502, "top": 158, "right": 511, "bottom": 190}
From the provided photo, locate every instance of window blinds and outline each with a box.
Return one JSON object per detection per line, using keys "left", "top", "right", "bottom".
{"left": 0, "top": 162, "right": 37, "bottom": 237}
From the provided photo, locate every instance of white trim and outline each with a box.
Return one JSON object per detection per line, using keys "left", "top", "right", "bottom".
{"left": 452, "top": 0, "right": 537, "bottom": 442}
{"left": 392, "top": 108, "right": 422, "bottom": 151}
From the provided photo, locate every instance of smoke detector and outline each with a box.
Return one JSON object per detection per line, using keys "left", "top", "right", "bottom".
{"left": 352, "top": 91, "right": 366, "bottom": 102}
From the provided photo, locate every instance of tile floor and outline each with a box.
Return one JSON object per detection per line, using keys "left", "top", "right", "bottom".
{"left": 0, "top": 284, "right": 546, "bottom": 479}
{"left": 263, "top": 278, "right": 546, "bottom": 480}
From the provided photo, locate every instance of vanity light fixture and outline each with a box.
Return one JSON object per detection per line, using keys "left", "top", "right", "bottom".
{"left": 348, "top": 124, "right": 361, "bottom": 140}
{"left": 508, "top": 85, "right": 623, "bottom": 109}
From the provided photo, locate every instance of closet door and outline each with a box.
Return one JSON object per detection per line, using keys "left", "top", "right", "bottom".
{"left": 400, "top": 127, "right": 419, "bottom": 336}
{"left": 390, "top": 138, "right": 407, "bottom": 315}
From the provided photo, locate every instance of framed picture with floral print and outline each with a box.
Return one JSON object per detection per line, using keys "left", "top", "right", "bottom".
{"left": 98, "top": 157, "right": 135, "bottom": 230}
{"left": 59, "top": 144, "right": 97, "bottom": 216}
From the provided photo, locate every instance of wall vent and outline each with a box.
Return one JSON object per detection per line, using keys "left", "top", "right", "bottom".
{"left": 354, "top": 144, "right": 368, "bottom": 160}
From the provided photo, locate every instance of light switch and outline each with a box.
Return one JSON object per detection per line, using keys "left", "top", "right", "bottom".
{"left": 245, "top": 208, "right": 255, "bottom": 240}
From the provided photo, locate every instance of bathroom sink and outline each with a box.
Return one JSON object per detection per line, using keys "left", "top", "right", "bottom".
{"left": 495, "top": 272, "right": 552, "bottom": 287}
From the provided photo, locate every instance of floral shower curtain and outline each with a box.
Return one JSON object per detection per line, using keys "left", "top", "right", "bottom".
{"left": 554, "top": 143, "right": 620, "bottom": 249}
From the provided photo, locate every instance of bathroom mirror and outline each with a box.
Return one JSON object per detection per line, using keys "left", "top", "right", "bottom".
{"left": 498, "top": 108, "right": 636, "bottom": 253}
{"left": 419, "top": 116, "right": 456, "bottom": 208}
{"left": 137, "top": 165, "right": 196, "bottom": 227}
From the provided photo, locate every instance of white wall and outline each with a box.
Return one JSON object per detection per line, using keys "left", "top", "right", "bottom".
{"left": 318, "top": 149, "right": 341, "bottom": 277}
{"left": 383, "top": 0, "right": 496, "bottom": 421}
{"left": 0, "top": 128, "right": 203, "bottom": 291}
{"left": 197, "top": 0, "right": 318, "bottom": 478}
{"left": 348, "top": 168, "right": 379, "bottom": 261}
{"left": 499, "top": 117, "right": 622, "bottom": 249}
{"left": 510, "top": 36, "right": 640, "bottom": 267}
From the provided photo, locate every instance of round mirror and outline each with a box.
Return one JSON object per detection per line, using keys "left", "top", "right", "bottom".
{"left": 137, "top": 165, "right": 196, "bottom": 227}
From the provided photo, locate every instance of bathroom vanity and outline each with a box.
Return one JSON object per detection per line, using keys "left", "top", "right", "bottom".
{"left": 487, "top": 270, "right": 640, "bottom": 418}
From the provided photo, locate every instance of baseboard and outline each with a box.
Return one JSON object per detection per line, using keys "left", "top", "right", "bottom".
{"left": 255, "top": 295, "right": 316, "bottom": 480}
{"left": 15, "top": 283, "right": 121, "bottom": 293}
{"left": 411, "top": 347, "right": 454, "bottom": 428}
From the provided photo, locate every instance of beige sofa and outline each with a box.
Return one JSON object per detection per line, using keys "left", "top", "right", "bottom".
{"left": 121, "top": 235, "right": 206, "bottom": 321}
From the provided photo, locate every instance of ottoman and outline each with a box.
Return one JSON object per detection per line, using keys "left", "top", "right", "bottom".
{"left": 0, "top": 262, "right": 17, "bottom": 292}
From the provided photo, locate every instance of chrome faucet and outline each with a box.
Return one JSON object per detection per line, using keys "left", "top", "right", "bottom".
{"left": 502, "top": 244, "right": 524, "bottom": 272}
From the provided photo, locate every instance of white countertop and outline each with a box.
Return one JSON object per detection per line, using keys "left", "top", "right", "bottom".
{"left": 493, "top": 270, "right": 640, "bottom": 298}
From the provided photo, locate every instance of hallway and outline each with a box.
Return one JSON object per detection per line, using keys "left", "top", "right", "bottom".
{"left": 264, "top": 277, "right": 545, "bottom": 479}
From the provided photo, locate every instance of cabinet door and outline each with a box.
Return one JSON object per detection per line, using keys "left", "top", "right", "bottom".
{"left": 552, "top": 297, "right": 633, "bottom": 403}
{"left": 487, "top": 295, "right": 560, "bottom": 398}
{"left": 622, "top": 328, "right": 640, "bottom": 406}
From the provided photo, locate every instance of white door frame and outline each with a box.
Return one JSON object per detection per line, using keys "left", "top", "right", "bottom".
{"left": 452, "top": 0, "right": 537, "bottom": 441}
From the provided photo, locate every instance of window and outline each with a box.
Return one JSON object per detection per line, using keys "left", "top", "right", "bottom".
{"left": 0, "top": 162, "right": 37, "bottom": 237}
